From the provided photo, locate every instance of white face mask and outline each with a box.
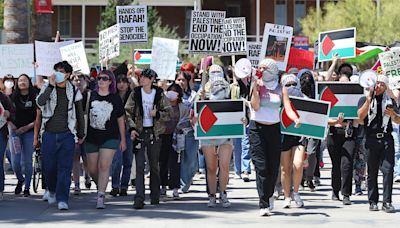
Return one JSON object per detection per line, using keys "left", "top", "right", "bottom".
{"left": 166, "top": 90, "right": 179, "bottom": 101}
{"left": 262, "top": 70, "right": 278, "bottom": 90}
{"left": 4, "top": 80, "right": 14, "bottom": 89}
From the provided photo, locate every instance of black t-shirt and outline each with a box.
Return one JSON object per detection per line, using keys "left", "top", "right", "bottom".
{"left": 358, "top": 95, "right": 399, "bottom": 135}
{"left": 11, "top": 93, "right": 37, "bottom": 129}
{"left": 86, "top": 92, "right": 125, "bottom": 145}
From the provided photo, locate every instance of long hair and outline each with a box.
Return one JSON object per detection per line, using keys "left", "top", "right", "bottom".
{"left": 167, "top": 83, "right": 183, "bottom": 104}
{"left": 176, "top": 71, "right": 192, "bottom": 93}
{"left": 95, "top": 70, "right": 117, "bottom": 94}
{"left": 12, "top": 74, "right": 37, "bottom": 103}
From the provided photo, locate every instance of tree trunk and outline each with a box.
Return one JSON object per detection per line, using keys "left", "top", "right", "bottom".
{"left": 3, "top": 0, "right": 29, "bottom": 43}
{"left": 31, "top": 12, "right": 52, "bottom": 42}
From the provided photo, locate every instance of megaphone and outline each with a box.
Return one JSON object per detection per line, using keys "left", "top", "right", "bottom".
{"left": 234, "top": 58, "right": 254, "bottom": 79}
{"left": 359, "top": 70, "right": 377, "bottom": 88}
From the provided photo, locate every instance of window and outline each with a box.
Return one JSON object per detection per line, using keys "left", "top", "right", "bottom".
{"left": 275, "top": 0, "right": 287, "bottom": 25}
{"left": 184, "top": 7, "right": 193, "bottom": 37}
{"left": 294, "top": 0, "right": 306, "bottom": 33}
{"left": 58, "top": 6, "right": 71, "bottom": 37}
{"left": 227, "top": 4, "right": 240, "bottom": 17}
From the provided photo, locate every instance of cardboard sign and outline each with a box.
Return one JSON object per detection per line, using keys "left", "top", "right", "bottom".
{"left": 194, "top": 100, "right": 245, "bottom": 140}
{"left": 260, "top": 23, "right": 293, "bottom": 71}
{"left": 60, "top": 41, "right": 90, "bottom": 75}
{"left": 246, "top": 42, "right": 262, "bottom": 68}
{"left": 35, "top": 40, "right": 75, "bottom": 76}
{"left": 286, "top": 48, "right": 314, "bottom": 71}
{"left": 281, "top": 96, "right": 330, "bottom": 140}
{"left": 318, "top": 27, "right": 356, "bottom": 62}
{"left": 116, "top": 5, "right": 148, "bottom": 43}
{"left": 150, "top": 37, "right": 179, "bottom": 81}
{"left": 0, "top": 44, "right": 34, "bottom": 77}
{"left": 221, "top": 17, "right": 246, "bottom": 55}
{"left": 189, "top": 10, "right": 226, "bottom": 54}
{"left": 379, "top": 49, "right": 400, "bottom": 89}
{"left": 99, "top": 24, "right": 120, "bottom": 63}
{"left": 293, "top": 36, "right": 309, "bottom": 50}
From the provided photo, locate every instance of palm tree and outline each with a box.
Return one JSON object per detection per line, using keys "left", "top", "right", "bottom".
{"left": 31, "top": 12, "right": 52, "bottom": 42}
{"left": 3, "top": 0, "right": 28, "bottom": 43}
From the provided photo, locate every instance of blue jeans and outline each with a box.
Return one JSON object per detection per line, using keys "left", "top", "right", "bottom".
{"left": 233, "top": 138, "right": 242, "bottom": 175}
{"left": 41, "top": 131, "right": 75, "bottom": 203}
{"left": 241, "top": 132, "right": 252, "bottom": 174}
{"left": 111, "top": 130, "right": 133, "bottom": 190}
{"left": 0, "top": 135, "right": 7, "bottom": 192}
{"left": 198, "top": 149, "right": 205, "bottom": 171}
{"left": 10, "top": 130, "right": 34, "bottom": 190}
{"left": 180, "top": 131, "right": 199, "bottom": 191}
{"left": 392, "top": 124, "right": 400, "bottom": 177}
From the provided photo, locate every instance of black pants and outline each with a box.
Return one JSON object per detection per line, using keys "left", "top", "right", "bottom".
{"left": 327, "top": 128, "right": 356, "bottom": 196}
{"left": 249, "top": 121, "right": 281, "bottom": 208}
{"left": 159, "top": 134, "right": 180, "bottom": 189}
{"left": 365, "top": 135, "right": 395, "bottom": 204}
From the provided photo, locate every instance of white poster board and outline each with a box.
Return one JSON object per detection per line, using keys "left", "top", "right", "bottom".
{"left": 116, "top": 5, "right": 148, "bottom": 43}
{"left": 379, "top": 49, "right": 400, "bottom": 90}
{"left": 150, "top": 37, "right": 179, "bottom": 81}
{"left": 259, "top": 23, "right": 293, "bottom": 71}
{"left": 221, "top": 17, "right": 247, "bottom": 55}
{"left": 0, "top": 44, "right": 34, "bottom": 77}
{"left": 35, "top": 40, "right": 75, "bottom": 76}
{"left": 99, "top": 24, "right": 120, "bottom": 63}
{"left": 247, "top": 42, "right": 262, "bottom": 69}
{"left": 60, "top": 41, "right": 90, "bottom": 75}
{"left": 189, "top": 10, "right": 226, "bottom": 54}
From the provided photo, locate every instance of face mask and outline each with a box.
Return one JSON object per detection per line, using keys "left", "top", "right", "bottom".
{"left": 54, "top": 72, "right": 66, "bottom": 83}
{"left": 262, "top": 70, "right": 278, "bottom": 90}
{"left": 4, "top": 80, "right": 14, "bottom": 89}
{"left": 209, "top": 72, "right": 224, "bottom": 82}
{"left": 165, "top": 91, "right": 179, "bottom": 101}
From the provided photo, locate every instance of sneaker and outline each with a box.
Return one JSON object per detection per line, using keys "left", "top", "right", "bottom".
{"left": 342, "top": 196, "right": 351, "bottom": 205}
{"left": 355, "top": 185, "right": 363, "bottom": 195}
{"left": 42, "top": 190, "right": 50, "bottom": 201}
{"left": 207, "top": 195, "right": 217, "bottom": 208}
{"left": 382, "top": 202, "right": 395, "bottom": 213}
{"left": 283, "top": 198, "right": 291, "bottom": 209}
{"left": 73, "top": 186, "right": 81, "bottom": 195}
{"left": 119, "top": 189, "right": 128, "bottom": 196}
{"left": 242, "top": 172, "right": 250, "bottom": 182}
{"left": 58, "top": 201, "right": 69, "bottom": 210}
{"left": 131, "top": 179, "right": 136, "bottom": 187}
{"left": 369, "top": 202, "right": 379, "bottom": 211}
{"left": 259, "top": 208, "right": 271, "bottom": 216}
{"left": 23, "top": 189, "right": 30, "bottom": 197}
{"left": 48, "top": 192, "right": 56, "bottom": 205}
{"left": 234, "top": 173, "right": 242, "bottom": 179}
{"left": 151, "top": 199, "right": 160, "bottom": 205}
{"left": 292, "top": 192, "right": 304, "bottom": 208}
{"left": 394, "top": 176, "right": 400, "bottom": 183}
{"left": 133, "top": 201, "right": 145, "bottom": 209}
{"left": 15, "top": 180, "right": 24, "bottom": 195}
{"left": 172, "top": 189, "right": 180, "bottom": 200}
{"left": 314, "top": 176, "right": 321, "bottom": 186}
{"left": 85, "top": 177, "right": 91, "bottom": 189}
{"left": 307, "top": 180, "right": 316, "bottom": 192}
{"left": 110, "top": 188, "right": 119, "bottom": 197}
{"left": 269, "top": 196, "right": 274, "bottom": 210}
{"left": 219, "top": 192, "right": 231, "bottom": 208}
{"left": 96, "top": 195, "right": 105, "bottom": 209}
{"left": 199, "top": 173, "right": 206, "bottom": 180}
{"left": 160, "top": 187, "right": 167, "bottom": 197}
{"left": 273, "top": 187, "right": 282, "bottom": 200}
{"left": 331, "top": 191, "right": 340, "bottom": 201}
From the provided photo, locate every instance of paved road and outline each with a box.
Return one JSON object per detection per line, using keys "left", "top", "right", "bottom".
{"left": 0, "top": 157, "right": 399, "bottom": 228}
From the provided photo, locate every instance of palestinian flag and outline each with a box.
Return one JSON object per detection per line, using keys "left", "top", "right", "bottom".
{"left": 280, "top": 97, "right": 330, "bottom": 140}
{"left": 133, "top": 49, "right": 152, "bottom": 65}
{"left": 195, "top": 100, "right": 245, "bottom": 140}
{"left": 316, "top": 82, "right": 364, "bottom": 119}
{"left": 318, "top": 28, "right": 356, "bottom": 62}
{"left": 345, "top": 46, "right": 385, "bottom": 63}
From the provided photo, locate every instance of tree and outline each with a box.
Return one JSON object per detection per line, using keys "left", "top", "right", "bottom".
{"left": 3, "top": 0, "right": 29, "bottom": 43}
{"left": 300, "top": 0, "right": 400, "bottom": 45}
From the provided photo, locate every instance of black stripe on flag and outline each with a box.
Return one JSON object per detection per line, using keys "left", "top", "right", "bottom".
{"left": 290, "top": 97, "right": 329, "bottom": 115}
{"left": 196, "top": 100, "right": 243, "bottom": 113}
{"left": 320, "top": 29, "right": 355, "bottom": 40}
{"left": 317, "top": 83, "right": 364, "bottom": 94}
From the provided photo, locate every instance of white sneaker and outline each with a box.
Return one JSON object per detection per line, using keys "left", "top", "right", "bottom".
{"left": 242, "top": 172, "right": 250, "bottom": 182}
{"left": 48, "top": 192, "right": 56, "bottom": 205}
{"left": 58, "top": 201, "right": 69, "bottom": 210}
{"left": 172, "top": 189, "right": 180, "bottom": 200}
{"left": 207, "top": 195, "right": 217, "bottom": 208}
{"left": 394, "top": 176, "right": 400, "bottom": 183}
{"left": 219, "top": 192, "right": 231, "bottom": 208}
{"left": 96, "top": 194, "right": 105, "bottom": 209}
{"left": 160, "top": 187, "right": 167, "bottom": 196}
{"left": 268, "top": 196, "right": 274, "bottom": 210}
{"left": 42, "top": 190, "right": 50, "bottom": 201}
{"left": 259, "top": 208, "right": 271, "bottom": 216}
{"left": 283, "top": 198, "right": 291, "bottom": 209}
{"left": 234, "top": 174, "right": 242, "bottom": 179}
{"left": 292, "top": 192, "right": 304, "bottom": 208}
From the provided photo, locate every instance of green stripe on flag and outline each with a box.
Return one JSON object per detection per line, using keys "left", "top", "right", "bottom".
{"left": 345, "top": 48, "right": 383, "bottom": 63}
{"left": 320, "top": 47, "right": 355, "bottom": 61}
{"left": 330, "top": 106, "right": 358, "bottom": 118}
{"left": 196, "top": 124, "right": 244, "bottom": 137}
{"left": 281, "top": 123, "right": 326, "bottom": 139}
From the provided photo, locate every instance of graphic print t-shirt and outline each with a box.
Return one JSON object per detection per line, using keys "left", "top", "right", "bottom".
{"left": 86, "top": 92, "right": 125, "bottom": 145}
{"left": 141, "top": 88, "right": 156, "bottom": 127}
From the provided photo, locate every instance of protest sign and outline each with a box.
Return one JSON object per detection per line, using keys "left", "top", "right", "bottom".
{"left": 60, "top": 41, "right": 90, "bottom": 75}
{"left": 194, "top": 100, "right": 245, "bottom": 140}
{"left": 286, "top": 48, "right": 314, "bottom": 71}
{"left": 318, "top": 27, "right": 356, "bottom": 62}
{"left": 293, "top": 36, "right": 309, "bottom": 50}
{"left": 281, "top": 96, "right": 330, "bottom": 140}
{"left": 246, "top": 42, "right": 262, "bottom": 68}
{"left": 35, "top": 40, "right": 75, "bottom": 76}
{"left": 0, "top": 44, "right": 34, "bottom": 77}
{"left": 221, "top": 17, "right": 246, "bottom": 55}
{"left": 316, "top": 82, "right": 364, "bottom": 119}
{"left": 133, "top": 49, "right": 152, "bottom": 65}
{"left": 116, "top": 5, "right": 147, "bottom": 43}
{"left": 99, "top": 24, "right": 120, "bottom": 63}
{"left": 379, "top": 49, "right": 400, "bottom": 89}
{"left": 150, "top": 37, "right": 179, "bottom": 81}
{"left": 189, "top": 10, "right": 226, "bottom": 54}
{"left": 260, "top": 23, "right": 293, "bottom": 71}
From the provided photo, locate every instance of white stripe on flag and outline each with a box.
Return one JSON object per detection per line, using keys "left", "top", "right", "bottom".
{"left": 214, "top": 112, "right": 243, "bottom": 125}
{"left": 332, "top": 38, "right": 355, "bottom": 49}
{"left": 298, "top": 110, "right": 328, "bottom": 127}
{"left": 335, "top": 94, "right": 364, "bottom": 106}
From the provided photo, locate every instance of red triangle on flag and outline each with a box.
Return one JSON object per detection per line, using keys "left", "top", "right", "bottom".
{"left": 281, "top": 102, "right": 300, "bottom": 129}
{"left": 320, "top": 86, "right": 338, "bottom": 108}
{"left": 322, "top": 35, "right": 335, "bottom": 56}
{"left": 134, "top": 51, "right": 142, "bottom": 61}
{"left": 198, "top": 105, "right": 218, "bottom": 133}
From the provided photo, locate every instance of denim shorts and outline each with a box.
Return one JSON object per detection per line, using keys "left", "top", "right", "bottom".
{"left": 200, "top": 138, "right": 233, "bottom": 147}
{"left": 85, "top": 139, "right": 120, "bottom": 153}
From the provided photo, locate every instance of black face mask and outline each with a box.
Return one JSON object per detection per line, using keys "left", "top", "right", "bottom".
{"left": 300, "top": 76, "right": 313, "bottom": 97}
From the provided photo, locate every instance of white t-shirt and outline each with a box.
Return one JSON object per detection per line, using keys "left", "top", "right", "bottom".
{"left": 141, "top": 88, "right": 156, "bottom": 127}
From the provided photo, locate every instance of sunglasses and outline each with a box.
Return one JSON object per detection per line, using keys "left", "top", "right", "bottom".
{"left": 97, "top": 76, "right": 110, "bottom": 81}
{"left": 285, "top": 83, "right": 297, "bottom": 87}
